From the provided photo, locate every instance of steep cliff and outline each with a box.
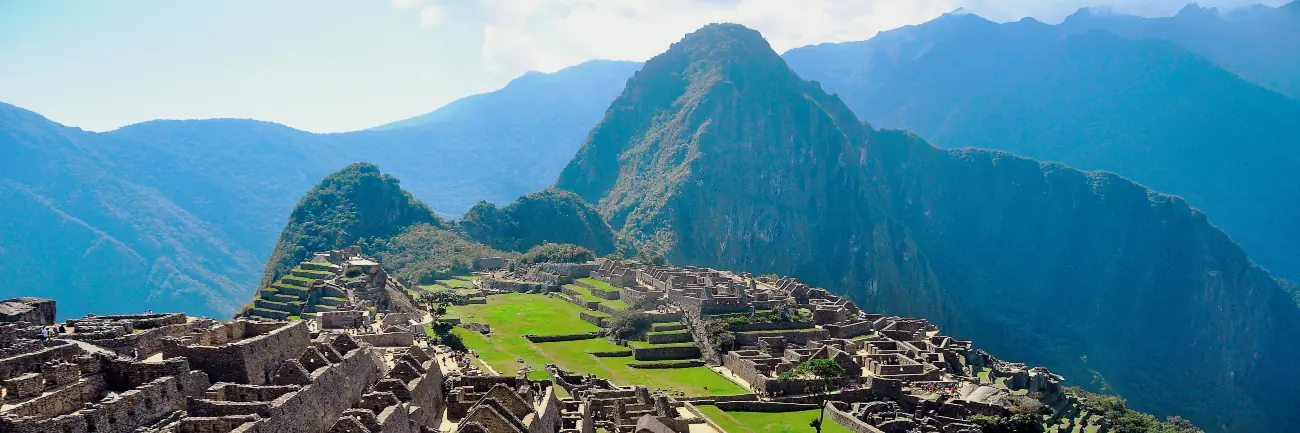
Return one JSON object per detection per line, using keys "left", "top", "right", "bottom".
{"left": 557, "top": 23, "right": 1300, "bottom": 432}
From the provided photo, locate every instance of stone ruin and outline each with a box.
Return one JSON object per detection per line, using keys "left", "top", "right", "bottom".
{"left": 544, "top": 365, "right": 700, "bottom": 433}
{"left": 248, "top": 246, "right": 421, "bottom": 323}
{"left": 586, "top": 260, "right": 1075, "bottom": 433}
{"left": 443, "top": 373, "right": 560, "bottom": 433}
{"left": 1, "top": 298, "right": 444, "bottom": 433}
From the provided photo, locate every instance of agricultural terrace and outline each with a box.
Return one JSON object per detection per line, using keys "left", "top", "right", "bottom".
{"left": 438, "top": 293, "right": 747, "bottom": 397}
{"left": 693, "top": 405, "right": 855, "bottom": 433}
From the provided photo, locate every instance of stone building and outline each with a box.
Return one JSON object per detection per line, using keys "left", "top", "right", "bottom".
{"left": 1, "top": 297, "right": 444, "bottom": 433}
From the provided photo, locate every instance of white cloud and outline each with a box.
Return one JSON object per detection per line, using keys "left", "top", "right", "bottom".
{"left": 388, "top": 0, "right": 1291, "bottom": 77}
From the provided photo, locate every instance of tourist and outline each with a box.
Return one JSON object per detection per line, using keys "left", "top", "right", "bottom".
{"left": 132, "top": 348, "right": 139, "bottom": 360}
{"left": 40, "top": 327, "right": 50, "bottom": 345}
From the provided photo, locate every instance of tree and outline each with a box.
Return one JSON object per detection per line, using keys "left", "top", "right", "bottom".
{"left": 606, "top": 311, "right": 652, "bottom": 340}
{"left": 778, "top": 359, "right": 845, "bottom": 433}
{"left": 419, "top": 290, "right": 468, "bottom": 320}
{"left": 702, "top": 319, "right": 735, "bottom": 352}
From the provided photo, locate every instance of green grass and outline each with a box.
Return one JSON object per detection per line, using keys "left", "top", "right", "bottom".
{"left": 437, "top": 278, "right": 476, "bottom": 289}
{"left": 628, "top": 341, "right": 696, "bottom": 349}
{"left": 694, "top": 405, "right": 855, "bottom": 433}
{"left": 563, "top": 284, "right": 629, "bottom": 311}
{"left": 444, "top": 293, "right": 745, "bottom": 397}
{"left": 578, "top": 277, "right": 620, "bottom": 293}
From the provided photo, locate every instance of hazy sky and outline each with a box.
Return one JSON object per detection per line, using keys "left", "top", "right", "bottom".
{"left": 0, "top": 0, "right": 1286, "bottom": 133}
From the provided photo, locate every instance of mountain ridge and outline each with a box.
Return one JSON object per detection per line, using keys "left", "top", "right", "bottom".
{"left": 561, "top": 22, "right": 1299, "bottom": 432}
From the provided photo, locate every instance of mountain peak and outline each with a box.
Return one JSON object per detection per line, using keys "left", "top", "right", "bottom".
{"left": 666, "top": 23, "right": 781, "bottom": 67}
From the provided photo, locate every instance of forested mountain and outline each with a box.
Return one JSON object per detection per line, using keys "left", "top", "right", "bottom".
{"left": 258, "top": 164, "right": 611, "bottom": 290}
{"left": 558, "top": 23, "right": 1300, "bottom": 432}
{"left": 782, "top": 7, "right": 1300, "bottom": 281}
{"left": 0, "top": 103, "right": 261, "bottom": 318}
{"left": 0, "top": 60, "right": 639, "bottom": 318}
{"left": 458, "top": 188, "right": 617, "bottom": 256}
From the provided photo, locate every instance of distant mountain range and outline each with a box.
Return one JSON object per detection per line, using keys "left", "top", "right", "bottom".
{"left": 559, "top": 23, "right": 1299, "bottom": 433}
{"left": 783, "top": 1, "right": 1300, "bottom": 282}
{"left": 0, "top": 59, "right": 639, "bottom": 318}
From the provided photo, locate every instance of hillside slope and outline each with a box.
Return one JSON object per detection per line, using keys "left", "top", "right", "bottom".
{"left": 0, "top": 103, "right": 260, "bottom": 318}
{"left": 0, "top": 62, "right": 636, "bottom": 317}
{"left": 559, "top": 23, "right": 1300, "bottom": 432}
{"left": 783, "top": 11, "right": 1300, "bottom": 282}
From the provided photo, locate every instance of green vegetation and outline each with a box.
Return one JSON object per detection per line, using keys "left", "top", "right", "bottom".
{"left": 552, "top": 22, "right": 1298, "bottom": 432}
{"left": 374, "top": 224, "right": 504, "bottom": 285}
{"left": 259, "top": 163, "right": 443, "bottom": 287}
{"left": 518, "top": 242, "right": 595, "bottom": 264}
{"left": 1068, "top": 388, "right": 1204, "bottom": 433}
{"left": 694, "top": 405, "right": 855, "bottom": 433}
{"left": 605, "top": 311, "right": 652, "bottom": 340}
{"left": 969, "top": 414, "right": 1044, "bottom": 433}
{"left": 458, "top": 188, "right": 616, "bottom": 255}
{"left": 564, "top": 283, "right": 629, "bottom": 311}
{"left": 444, "top": 294, "right": 744, "bottom": 396}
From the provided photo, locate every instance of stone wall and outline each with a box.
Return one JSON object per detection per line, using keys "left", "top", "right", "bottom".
{"left": 234, "top": 344, "right": 386, "bottom": 433}
{"left": 824, "top": 320, "right": 873, "bottom": 339}
{"left": 714, "top": 401, "right": 819, "bottom": 411}
{"left": 580, "top": 311, "right": 606, "bottom": 327}
{"left": 524, "top": 332, "right": 600, "bottom": 343}
{"left": 631, "top": 345, "right": 700, "bottom": 361}
{"left": 0, "top": 341, "right": 80, "bottom": 380}
{"left": 734, "top": 328, "right": 829, "bottom": 346}
{"left": 352, "top": 331, "right": 414, "bottom": 348}
{"left": 646, "top": 331, "right": 693, "bottom": 344}
{"left": 318, "top": 311, "right": 365, "bottom": 329}
{"left": 826, "top": 402, "right": 887, "bottom": 433}
{"left": 161, "top": 321, "right": 310, "bottom": 385}
{"left": 727, "top": 321, "right": 815, "bottom": 332}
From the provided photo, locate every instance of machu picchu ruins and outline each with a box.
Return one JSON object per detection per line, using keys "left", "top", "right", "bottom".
{"left": 1, "top": 254, "right": 1153, "bottom": 432}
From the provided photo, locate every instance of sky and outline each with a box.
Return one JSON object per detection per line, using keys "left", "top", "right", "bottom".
{"left": 0, "top": 0, "right": 1287, "bottom": 133}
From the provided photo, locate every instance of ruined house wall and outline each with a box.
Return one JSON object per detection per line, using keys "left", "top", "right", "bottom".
{"left": 0, "top": 341, "right": 80, "bottom": 380}
{"left": 352, "top": 331, "right": 414, "bottom": 348}
{"left": 528, "top": 386, "right": 562, "bottom": 433}
{"left": 826, "top": 402, "right": 887, "bottom": 433}
{"left": 240, "top": 345, "right": 386, "bottom": 433}
{"left": 406, "top": 359, "right": 444, "bottom": 427}
{"left": 79, "top": 375, "right": 190, "bottom": 433}
{"left": 162, "top": 321, "right": 309, "bottom": 386}
{"left": 376, "top": 404, "right": 414, "bottom": 433}
{"left": 2, "top": 373, "right": 107, "bottom": 419}
{"left": 734, "top": 329, "right": 829, "bottom": 346}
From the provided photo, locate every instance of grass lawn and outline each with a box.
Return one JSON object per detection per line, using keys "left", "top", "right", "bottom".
{"left": 418, "top": 284, "right": 478, "bottom": 295}
{"left": 694, "top": 405, "right": 855, "bottom": 433}
{"left": 436, "top": 278, "right": 476, "bottom": 289}
{"left": 564, "top": 284, "right": 629, "bottom": 311}
{"left": 444, "top": 294, "right": 746, "bottom": 397}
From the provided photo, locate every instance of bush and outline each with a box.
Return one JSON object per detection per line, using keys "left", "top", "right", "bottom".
{"left": 606, "top": 311, "right": 653, "bottom": 340}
